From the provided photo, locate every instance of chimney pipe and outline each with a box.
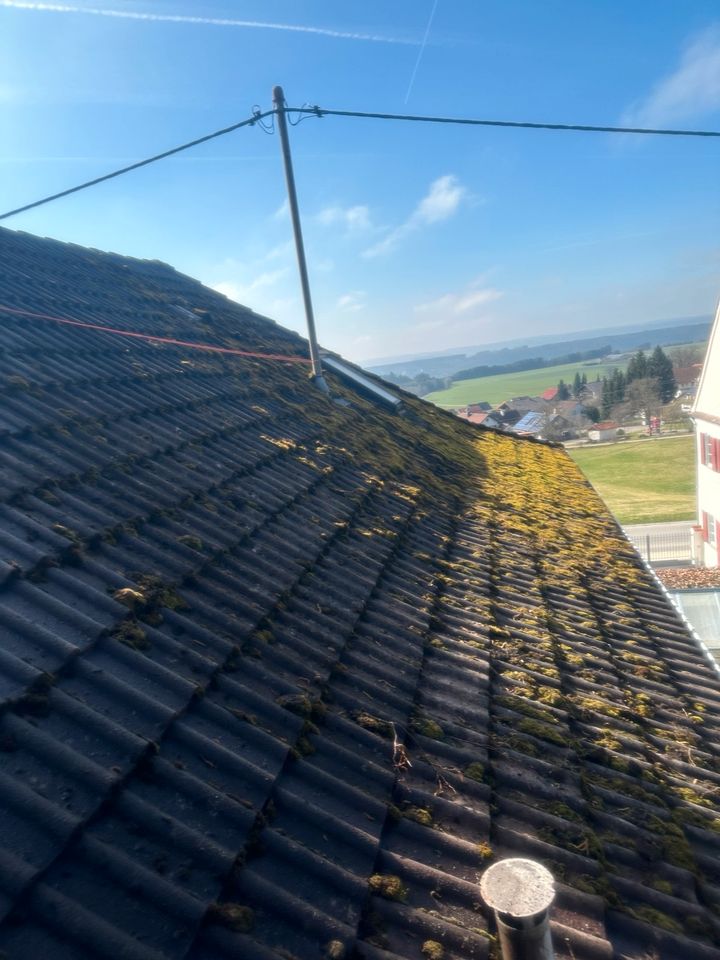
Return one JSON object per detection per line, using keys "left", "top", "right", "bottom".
{"left": 480, "top": 858, "right": 555, "bottom": 960}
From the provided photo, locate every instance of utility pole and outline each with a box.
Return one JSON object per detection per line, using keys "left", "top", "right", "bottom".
{"left": 272, "top": 85, "right": 328, "bottom": 394}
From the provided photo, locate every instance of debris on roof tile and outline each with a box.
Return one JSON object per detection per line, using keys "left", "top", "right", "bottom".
{"left": 1, "top": 225, "right": 720, "bottom": 960}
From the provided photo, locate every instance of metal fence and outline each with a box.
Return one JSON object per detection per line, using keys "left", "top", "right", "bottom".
{"left": 624, "top": 529, "right": 693, "bottom": 565}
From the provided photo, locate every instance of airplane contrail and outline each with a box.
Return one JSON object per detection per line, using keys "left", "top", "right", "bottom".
{"left": 0, "top": 1, "right": 419, "bottom": 44}
{"left": 405, "top": 0, "right": 439, "bottom": 102}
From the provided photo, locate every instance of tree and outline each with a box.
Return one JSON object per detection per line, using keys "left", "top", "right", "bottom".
{"left": 601, "top": 369, "right": 627, "bottom": 419}
{"left": 582, "top": 405, "right": 600, "bottom": 423}
{"left": 648, "top": 345, "right": 676, "bottom": 403}
{"left": 669, "top": 344, "right": 705, "bottom": 368}
{"left": 572, "top": 371, "right": 582, "bottom": 398}
{"left": 610, "top": 369, "right": 626, "bottom": 405}
{"left": 626, "top": 377, "right": 661, "bottom": 419}
{"left": 626, "top": 350, "right": 648, "bottom": 385}
{"left": 556, "top": 379, "right": 570, "bottom": 400}
{"left": 601, "top": 376, "right": 611, "bottom": 417}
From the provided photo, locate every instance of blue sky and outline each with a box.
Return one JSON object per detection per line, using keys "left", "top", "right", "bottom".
{"left": 1, "top": 1, "right": 719, "bottom": 362}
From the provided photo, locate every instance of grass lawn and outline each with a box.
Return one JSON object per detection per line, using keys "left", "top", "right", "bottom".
{"left": 425, "top": 358, "right": 625, "bottom": 407}
{"left": 569, "top": 435, "right": 695, "bottom": 524}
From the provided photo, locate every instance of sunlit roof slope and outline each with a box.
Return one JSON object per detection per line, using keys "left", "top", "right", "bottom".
{"left": 1, "top": 226, "right": 720, "bottom": 960}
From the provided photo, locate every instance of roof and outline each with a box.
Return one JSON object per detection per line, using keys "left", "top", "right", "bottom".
{"left": 674, "top": 367, "right": 702, "bottom": 386}
{"left": 2, "top": 226, "right": 720, "bottom": 960}
{"left": 499, "top": 396, "right": 538, "bottom": 411}
{"left": 513, "top": 411, "right": 545, "bottom": 435}
{"left": 541, "top": 387, "right": 558, "bottom": 401}
{"left": 551, "top": 399, "right": 583, "bottom": 414}
{"left": 456, "top": 410, "right": 490, "bottom": 425}
{"left": 592, "top": 421, "right": 620, "bottom": 431}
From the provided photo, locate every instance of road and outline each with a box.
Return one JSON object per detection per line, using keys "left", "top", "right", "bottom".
{"left": 622, "top": 520, "right": 695, "bottom": 538}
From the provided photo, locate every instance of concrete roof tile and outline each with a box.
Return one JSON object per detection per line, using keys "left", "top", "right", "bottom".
{"left": 1, "top": 225, "right": 720, "bottom": 959}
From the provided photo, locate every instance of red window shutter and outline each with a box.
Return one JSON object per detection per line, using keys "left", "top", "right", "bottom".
{"left": 700, "top": 433, "right": 706, "bottom": 465}
{"left": 702, "top": 511, "right": 709, "bottom": 541}
{"left": 715, "top": 438, "right": 720, "bottom": 472}
{"left": 710, "top": 438, "right": 716, "bottom": 470}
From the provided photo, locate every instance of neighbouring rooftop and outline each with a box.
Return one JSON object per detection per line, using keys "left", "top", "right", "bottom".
{"left": 1, "top": 226, "right": 720, "bottom": 960}
{"left": 667, "top": 589, "right": 720, "bottom": 659}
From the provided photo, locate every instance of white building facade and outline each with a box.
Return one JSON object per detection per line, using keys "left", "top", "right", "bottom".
{"left": 694, "top": 302, "right": 720, "bottom": 567}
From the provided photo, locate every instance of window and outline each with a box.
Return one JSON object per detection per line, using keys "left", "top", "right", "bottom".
{"left": 702, "top": 433, "right": 713, "bottom": 467}
{"left": 699, "top": 433, "right": 720, "bottom": 470}
{"left": 708, "top": 513, "right": 717, "bottom": 547}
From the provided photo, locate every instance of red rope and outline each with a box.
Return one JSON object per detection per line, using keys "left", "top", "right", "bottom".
{"left": 0, "top": 303, "right": 312, "bottom": 364}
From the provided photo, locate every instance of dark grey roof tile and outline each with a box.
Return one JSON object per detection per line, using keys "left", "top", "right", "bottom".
{"left": 3, "top": 225, "right": 720, "bottom": 958}
{"left": 0, "top": 883, "right": 172, "bottom": 960}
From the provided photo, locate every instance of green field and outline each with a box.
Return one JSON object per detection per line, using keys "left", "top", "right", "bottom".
{"left": 425, "top": 359, "right": 625, "bottom": 407}
{"left": 569, "top": 435, "right": 695, "bottom": 524}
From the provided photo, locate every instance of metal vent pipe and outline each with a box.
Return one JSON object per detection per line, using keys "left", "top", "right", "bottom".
{"left": 272, "top": 85, "right": 329, "bottom": 394}
{"left": 480, "top": 858, "right": 555, "bottom": 960}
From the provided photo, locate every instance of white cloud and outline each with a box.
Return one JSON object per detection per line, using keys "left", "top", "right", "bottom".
{"left": 336, "top": 291, "right": 366, "bottom": 312}
{"left": 263, "top": 240, "right": 293, "bottom": 261}
{"left": 212, "top": 281, "right": 244, "bottom": 302}
{"left": 362, "top": 174, "right": 467, "bottom": 258}
{"left": 0, "top": 2, "right": 418, "bottom": 44}
{"left": 213, "top": 276, "right": 303, "bottom": 333}
{"left": 211, "top": 267, "right": 289, "bottom": 304}
{"left": 272, "top": 200, "right": 289, "bottom": 221}
{"left": 316, "top": 204, "right": 371, "bottom": 231}
{"left": 622, "top": 25, "right": 720, "bottom": 127}
{"left": 415, "top": 286, "right": 503, "bottom": 316}
{"left": 411, "top": 283, "right": 503, "bottom": 340}
{"left": 415, "top": 175, "right": 466, "bottom": 223}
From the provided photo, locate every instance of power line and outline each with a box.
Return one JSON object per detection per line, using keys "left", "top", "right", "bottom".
{"left": 1, "top": 102, "right": 718, "bottom": 223}
{"left": 0, "top": 304, "right": 312, "bottom": 364}
{"left": 0, "top": 109, "right": 275, "bottom": 222}
{"left": 298, "top": 105, "right": 720, "bottom": 138}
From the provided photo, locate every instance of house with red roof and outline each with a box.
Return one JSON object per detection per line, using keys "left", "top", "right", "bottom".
{"left": 588, "top": 421, "right": 620, "bottom": 442}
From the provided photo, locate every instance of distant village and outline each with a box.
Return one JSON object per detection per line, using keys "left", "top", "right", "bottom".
{"left": 451, "top": 345, "right": 702, "bottom": 444}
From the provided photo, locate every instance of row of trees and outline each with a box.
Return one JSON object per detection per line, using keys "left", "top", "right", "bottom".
{"left": 556, "top": 372, "right": 588, "bottom": 400}
{"left": 454, "top": 345, "right": 611, "bottom": 383}
{"left": 600, "top": 347, "right": 676, "bottom": 418}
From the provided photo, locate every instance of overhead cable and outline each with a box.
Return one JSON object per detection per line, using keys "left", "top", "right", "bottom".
{"left": 1, "top": 102, "right": 718, "bottom": 223}
{"left": 295, "top": 105, "right": 720, "bottom": 138}
{"left": 0, "top": 109, "right": 275, "bottom": 222}
{"left": 0, "top": 304, "right": 312, "bottom": 363}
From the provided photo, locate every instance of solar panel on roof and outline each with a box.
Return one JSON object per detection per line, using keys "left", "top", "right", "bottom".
{"left": 514, "top": 412, "right": 544, "bottom": 433}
